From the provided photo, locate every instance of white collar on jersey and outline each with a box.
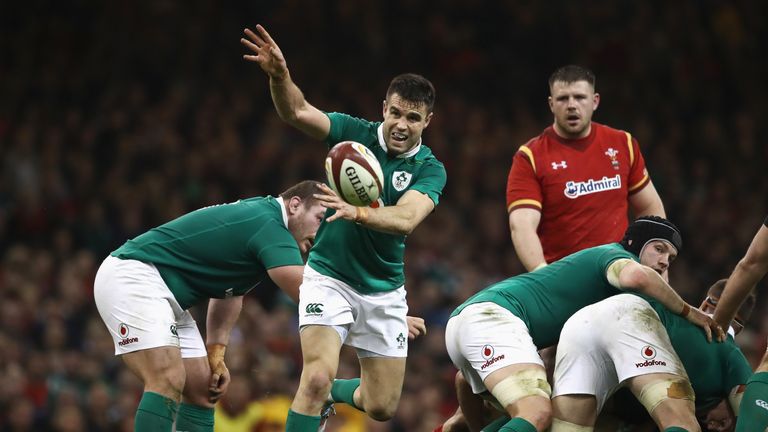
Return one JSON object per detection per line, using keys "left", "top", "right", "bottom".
{"left": 276, "top": 197, "right": 289, "bottom": 228}
{"left": 377, "top": 124, "right": 422, "bottom": 159}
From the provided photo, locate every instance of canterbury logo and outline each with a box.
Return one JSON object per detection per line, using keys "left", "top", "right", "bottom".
{"left": 757, "top": 399, "right": 768, "bottom": 411}
{"left": 305, "top": 303, "right": 324, "bottom": 314}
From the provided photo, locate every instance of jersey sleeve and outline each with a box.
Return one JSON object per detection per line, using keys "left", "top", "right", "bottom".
{"left": 409, "top": 160, "right": 447, "bottom": 206}
{"left": 724, "top": 345, "right": 753, "bottom": 394}
{"left": 597, "top": 246, "right": 637, "bottom": 284}
{"left": 506, "top": 147, "right": 542, "bottom": 213}
{"left": 247, "top": 220, "right": 304, "bottom": 269}
{"left": 626, "top": 134, "right": 651, "bottom": 194}
{"left": 324, "top": 112, "right": 379, "bottom": 148}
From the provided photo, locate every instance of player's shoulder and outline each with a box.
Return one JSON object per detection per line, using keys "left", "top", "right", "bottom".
{"left": 593, "top": 122, "right": 634, "bottom": 142}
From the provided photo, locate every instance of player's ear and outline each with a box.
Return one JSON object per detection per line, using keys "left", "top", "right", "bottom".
{"left": 547, "top": 96, "right": 554, "bottom": 113}
{"left": 288, "top": 196, "right": 302, "bottom": 215}
{"left": 424, "top": 112, "right": 433, "bottom": 128}
{"left": 593, "top": 92, "right": 600, "bottom": 110}
{"left": 382, "top": 99, "right": 388, "bottom": 117}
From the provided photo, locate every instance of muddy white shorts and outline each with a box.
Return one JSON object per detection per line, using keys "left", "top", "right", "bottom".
{"left": 94, "top": 256, "right": 206, "bottom": 358}
{"left": 298, "top": 266, "right": 409, "bottom": 358}
{"left": 552, "top": 294, "right": 687, "bottom": 413}
{"left": 445, "top": 302, "right": 543, "bottom": 395}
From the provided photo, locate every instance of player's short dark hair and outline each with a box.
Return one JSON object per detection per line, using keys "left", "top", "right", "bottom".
{"left": 386, "top": 73, "right": 436, "bottom": 113}
{"left": 548, "top": 65, "right": 596, "bottom": 92}
{"left": 279, "top": 180, "right": 321, "bottom": 207}
{"left": 620, "top": 216, "right": 683, "bottom": 257}
{"left": 707, "top": 279, "right": 757, "bottom": 324}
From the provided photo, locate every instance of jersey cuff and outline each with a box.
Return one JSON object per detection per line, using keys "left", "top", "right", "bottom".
{"left": 507, "top": 199, "right": 542, "bottom": 213}
{"left": 628, "top": 174, "right": 650, "bottom": 194}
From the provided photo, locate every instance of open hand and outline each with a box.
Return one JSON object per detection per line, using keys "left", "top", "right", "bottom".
{"left": 686, "top": 306, "right": 726, "bottom": 343}
{"left": 241, "top": 24, "right": 289, "bottom": 80}
{"left": 314, "top": 183, "right": 358, "bottom": 223}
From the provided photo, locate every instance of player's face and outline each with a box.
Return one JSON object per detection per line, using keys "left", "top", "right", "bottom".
{"left": 381, "top": 93, "right": 432, "bottom": 156}
{"left": 638, "top": 240, "right": 677, "bottom": 275}
{"left": 697, "top": 398, "right": 735, "bottom": 432}
{"left": 288, "top": 201, "right": 326, "bottom": 254}
{"left": 548, "top": 80, "right": 599, "bottom": 139}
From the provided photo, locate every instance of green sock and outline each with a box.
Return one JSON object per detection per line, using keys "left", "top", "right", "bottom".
{"left": 735, "top": 371, "right": 768, "bottom": 432}
{"left": 499, "top": 417, "right": 537, "bottom": 432}
{"left": 482, "top": 415, "right": 512, "bottom": 432}
{"left": 286, "top": 409, "right": 321, "bottom": 432}
{"left": 134, "top": 391, "right": 178, "bottom": 432}
{"left": 331, "top": 378, "right": 362, "bottom": 410}
{"left": 663, "top": 427, "right": 689, "bottom": 432}
{"left": 175, "top": 403, "right": 214, "bottom": 432}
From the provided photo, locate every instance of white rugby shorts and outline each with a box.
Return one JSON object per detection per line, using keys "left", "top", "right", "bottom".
{"left": 445, "top": 302, "right": 543, "bottom": 395}
{"left": 552, "top": 294, "right": 687, "bottom": 413}
{"left": 298, "top": 265, "right": 409, "bottom": 358}
{"left": 93, "top": 256, "right": 206, "bottom": 358}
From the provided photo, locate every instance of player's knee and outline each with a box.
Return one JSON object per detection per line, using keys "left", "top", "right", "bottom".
{"left": 523, "top": 400, "right": 553, "bottom": 431}
{"left": 300, "top": 369, "right": 334, "bottom": 402}
{"left": 365, "top": 401, "right": 398, "bottom": 422}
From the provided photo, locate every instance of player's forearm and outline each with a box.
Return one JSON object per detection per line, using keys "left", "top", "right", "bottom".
{"left": 713, "top": 260, "right": 764, "bottom": 328}
{"left": 622, "top": 265, "right": 687, "bottom": 314}
{"left": 357, "top": 203, "right": 427, "bottom": 236}
{"left": 206, "top": 296, "right": 243, "bottom": 346}
{"left": 510, "top": 230, "right": 547, "bottom": 271}
{"left": 269, "top": 74, "right": 307, "bottom": 123}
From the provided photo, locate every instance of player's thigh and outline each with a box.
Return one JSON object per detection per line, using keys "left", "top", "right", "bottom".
{"left": 626, "top": 373, "right": 697, "bottom": 429}
{"left": 299, "top": 325, "right": 344, "bottom": 370}
{"left": 358, "top": 356, "right": 406, "bottom": 414}
{"left": 94, "top": 256, "right": 185, "bottom": 356}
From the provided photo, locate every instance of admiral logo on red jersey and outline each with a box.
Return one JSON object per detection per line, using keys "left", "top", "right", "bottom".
{"left": 564, "top": 175, "right": 621, "bottom": 199}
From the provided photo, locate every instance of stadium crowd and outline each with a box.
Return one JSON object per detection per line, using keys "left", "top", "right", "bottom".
{"left": 1, "top": 1, "right": 767, "bottom": 430}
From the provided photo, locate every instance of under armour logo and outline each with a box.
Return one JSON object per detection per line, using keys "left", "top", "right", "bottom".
{"left": 551, "top": 161, "right": 567, "bottom": 170}
{"left": 305, "top": 303, "right": 324, "bottom": 314}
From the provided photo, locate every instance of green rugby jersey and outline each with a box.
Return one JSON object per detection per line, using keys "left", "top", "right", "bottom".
{"left": 308, "top": 112, "right": 447, "bottom": 294}
{"left": 453, "top": 243, "right": 634, "bottom": 348}
{"left": 637, "top": 294, "right": 752, "bottom": 411}
{"left": 112, "top": 196, "right": 303, "bottom": 309}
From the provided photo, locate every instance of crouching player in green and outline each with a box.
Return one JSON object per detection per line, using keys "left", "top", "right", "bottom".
{"left": 551, "top": 278, "right": 754, "bottom": 432}
{"left": 93, "top": 181, "right": 326, "bottom": 432}
{"left": 444, "top": 216, "right": 723, "bottom": 432}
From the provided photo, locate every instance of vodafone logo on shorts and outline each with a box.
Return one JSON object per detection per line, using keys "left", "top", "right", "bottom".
{"left": 117, "top": 323, "right": 139, "bottom": 346}
{"left": 641, "top": 345, "right": 656, "bottom": 360}
{"left": 480, "top": 344, "right": 505, "bottom": 370}
{"left": 635, "top": 345, "right": 666, "bottom": 368}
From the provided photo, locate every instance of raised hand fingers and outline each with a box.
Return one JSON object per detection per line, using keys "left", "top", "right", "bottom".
{"left": 243, "top": 28, "right": 266, "bottom": 47}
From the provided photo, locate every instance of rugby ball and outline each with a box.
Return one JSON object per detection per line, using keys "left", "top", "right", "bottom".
{"left": 325, "top": 141, "right": 384, "bottom": 206}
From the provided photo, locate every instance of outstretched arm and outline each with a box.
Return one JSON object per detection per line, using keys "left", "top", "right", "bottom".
{"left": 714, "top": 224, "right": 768, "bottom": 329}
{"left": 241, "top": 24, "right": 330, "bottom": 140}
{"left": 608, "top": 259, "right": 724, "bottom": 342}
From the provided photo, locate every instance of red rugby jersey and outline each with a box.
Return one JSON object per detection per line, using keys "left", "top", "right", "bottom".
{"left": 506, "top": 122, "right": 651, "bottom": 263}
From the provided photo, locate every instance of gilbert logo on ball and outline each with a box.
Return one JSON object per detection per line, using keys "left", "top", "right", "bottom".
{"left": 325, "top": 141, "right": 384, "bottom": 206}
